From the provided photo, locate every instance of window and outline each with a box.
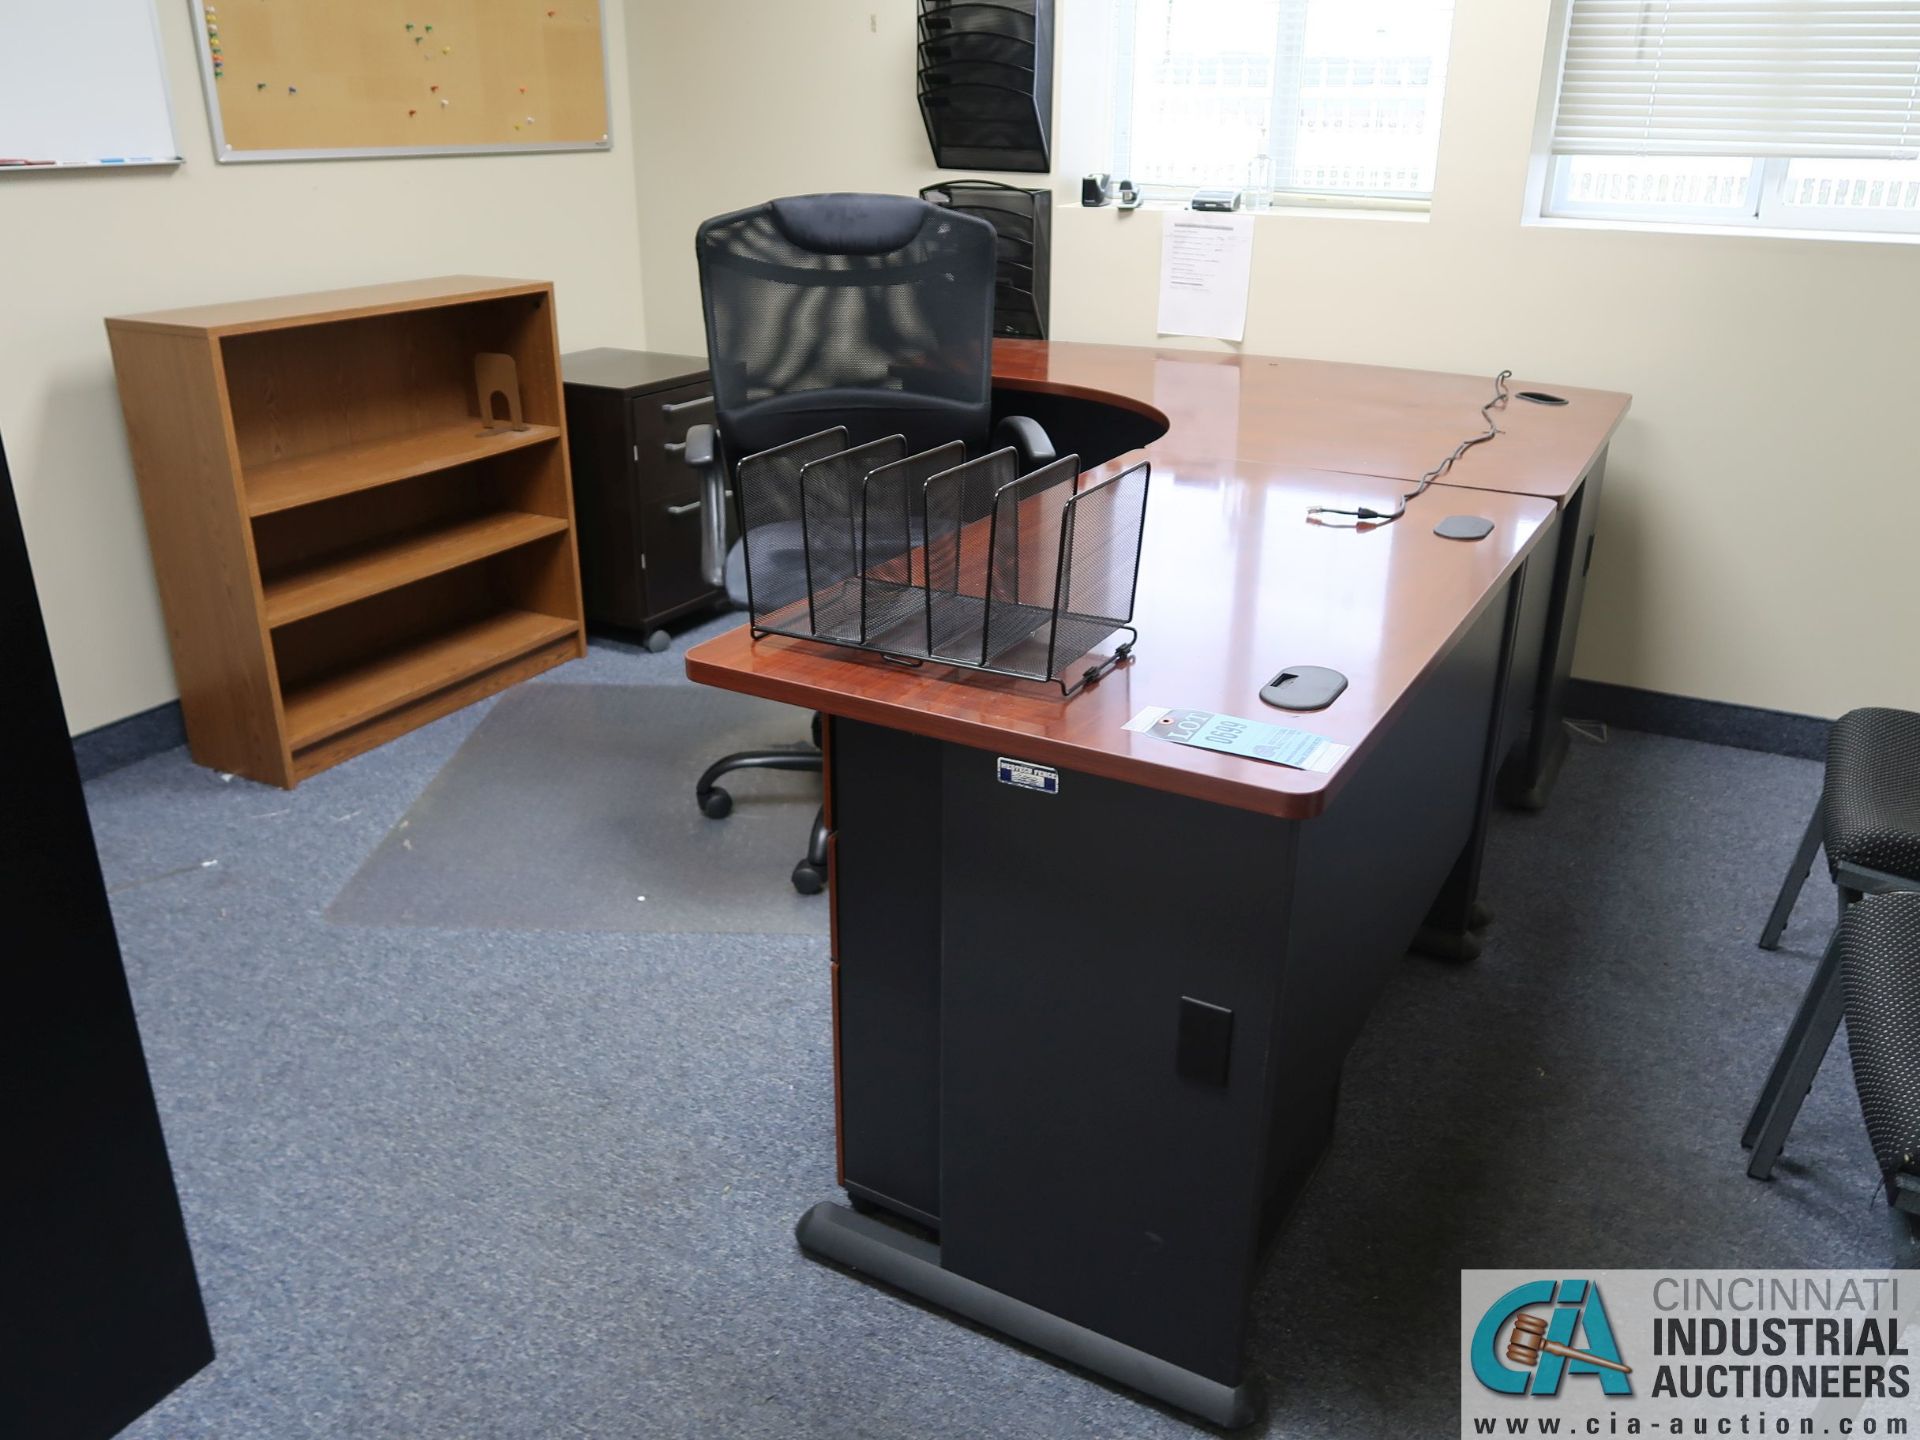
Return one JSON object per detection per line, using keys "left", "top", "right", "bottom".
{"left": 1531, "top": 0, "right": 1920, "bottom": 235}
{"left": 1072, "top": 0, "right": 1458, "bottom": 206}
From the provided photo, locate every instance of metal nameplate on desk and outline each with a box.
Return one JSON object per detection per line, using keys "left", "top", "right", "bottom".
{"left": 1125, "top": 706, "right": 1349, "bottom": 773}
{"left": 997, "top": 757, "right": 1060, "bottom": 795}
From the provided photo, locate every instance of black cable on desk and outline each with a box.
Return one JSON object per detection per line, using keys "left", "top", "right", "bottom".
{"left": 1307, "top": 368, "right": 1513, "bottom": 528}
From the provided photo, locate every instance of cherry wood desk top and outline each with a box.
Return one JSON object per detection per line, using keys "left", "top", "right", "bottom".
{"left": 687, "top": 341, "right": 1634, "bottom": 817}
{"left": 688, "top": 450, "right": 1553, "bottom": 820}
{"left": 990, "top": 339, "right": 1631, "bottom": 505}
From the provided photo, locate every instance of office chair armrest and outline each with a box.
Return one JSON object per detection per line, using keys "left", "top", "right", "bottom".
{"left": 993, "top": 415, "right": 1057, "bottom": 471}
{"left": 681, "top": 423, "right": 728, "bottom": 589}
{"left": 682, "top": 422, "right": 718, "bottom": 471}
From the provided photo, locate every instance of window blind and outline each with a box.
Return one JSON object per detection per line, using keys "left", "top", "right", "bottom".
{"left": 1550, "top": 0, "right": 1920, "bottom": 159}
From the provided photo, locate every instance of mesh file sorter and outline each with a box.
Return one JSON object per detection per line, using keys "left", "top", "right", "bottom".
{"left": 734, "top": 428, "right": 1149, "bottom": 697}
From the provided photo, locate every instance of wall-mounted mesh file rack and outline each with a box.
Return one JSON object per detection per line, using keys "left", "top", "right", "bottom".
{"left": 921, "top": 180, "right": 1050, "bottom": 338}
{"left": 917, "top": 0, "right": 1053, "bottom": 173}
{"left": 736, "top": 428, "right": 1149, "bottom": 697}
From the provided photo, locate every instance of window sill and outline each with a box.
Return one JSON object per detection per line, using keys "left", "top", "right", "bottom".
{"left": 1097, "top": 198, "right": 1430, "bottom": 225}
{"left": 1525, "top": 213, "right": 1920, "bottom": 246}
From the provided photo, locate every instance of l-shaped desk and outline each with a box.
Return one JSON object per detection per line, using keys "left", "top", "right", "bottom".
{"left": 686, "top": 341, "right": 1629, "bottom": 1426}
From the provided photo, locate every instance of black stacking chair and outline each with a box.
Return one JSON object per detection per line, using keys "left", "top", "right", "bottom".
{"left": 1841, "top": 892, "right": 1920, "bottom": 1217}
{"left": 680, "top": 193, "right": 1055, "bottom": 894}
{"left": 1745, "top": 707, "right": 1920, "bottom": 1179}
{"left": 1759, "top": 707, "right": 1920, "bottom": 949}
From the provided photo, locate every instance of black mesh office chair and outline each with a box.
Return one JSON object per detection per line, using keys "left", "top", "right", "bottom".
{"left": 681, "top": 193, "right": 1055, "bottom": 894}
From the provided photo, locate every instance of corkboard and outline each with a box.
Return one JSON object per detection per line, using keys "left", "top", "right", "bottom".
{"left": 193, "top": 0, "right": 609, "bottom": 161}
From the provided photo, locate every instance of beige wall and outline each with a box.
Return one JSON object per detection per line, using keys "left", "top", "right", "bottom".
{"left": 9, "top": 0, "right": 1913, "bottom": 736}
{"left": 629, "top": 0, "right": 1920, "bottom": 720}
{"left": 0, "top": 0, "right": 648, "bottom": 735}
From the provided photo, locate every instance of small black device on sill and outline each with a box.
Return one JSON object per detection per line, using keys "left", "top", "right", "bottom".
{"left": 1081, "top": 172, "right": 1112, "bottom": 207}
{"left": 1190, "top": 189, "right": 1242, "bottom": 212}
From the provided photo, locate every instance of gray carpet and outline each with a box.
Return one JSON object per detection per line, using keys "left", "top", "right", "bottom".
{"left": 84, "top": 617, "right": 1917, "bottom": 1439}
{"left": 329, "top": 684, "right": 824, "bottom": 935}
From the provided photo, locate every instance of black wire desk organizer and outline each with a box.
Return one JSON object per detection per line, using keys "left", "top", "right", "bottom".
{"left": 735, "top": 428, "right": 1151, "bottom": 697}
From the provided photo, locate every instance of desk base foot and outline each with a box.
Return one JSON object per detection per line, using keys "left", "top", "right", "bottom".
{"left": 1411, "top": 924, "right": 1483, "bottom": 962}
{"left": 794, "top": 1201, "right": 1262, "bottom": 1429}
{"left": 1498, "top": 723, "right": 1570, "bottom": 812}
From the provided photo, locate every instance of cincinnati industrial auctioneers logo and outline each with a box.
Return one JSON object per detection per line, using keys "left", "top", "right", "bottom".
{"left": 1472, "top": 1279, "right": 1635, "bottom": 1397}
{"left": 1461, "top": 1270, "right": 1918, "bottom": 1439}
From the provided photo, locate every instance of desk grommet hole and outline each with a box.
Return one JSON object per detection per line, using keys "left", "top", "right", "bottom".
{"left": 1516, "top": 390, "right": 1568, "bottom": 406}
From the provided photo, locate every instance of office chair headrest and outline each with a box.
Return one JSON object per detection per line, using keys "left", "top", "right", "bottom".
{"left": 768, "top": 193, "right": 931, "bottom": 256}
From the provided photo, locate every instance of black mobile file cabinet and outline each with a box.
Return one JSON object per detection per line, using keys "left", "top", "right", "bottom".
{"left": 562, "top": 348, "right": 723, "bottom": 650}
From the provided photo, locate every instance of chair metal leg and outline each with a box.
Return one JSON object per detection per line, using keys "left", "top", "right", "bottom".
{"left": 806, "top": 805, "right": 829, "bottom": 869}
{"left": 1758, "top": 801, "right": 1824, "bottom": 950}
{"left": 695, "top": 749, "right": 823, "bottom": 819}
{"left": 1742, "top": 928, "right": 1847, "bottom": 1178}
{"left": 791, "top": 805, "right": 830, "bottom": 896}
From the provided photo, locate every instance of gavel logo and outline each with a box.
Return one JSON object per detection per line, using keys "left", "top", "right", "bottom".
{"left": 1505, "top": 1311, "right": 1633, "bottom": 1375}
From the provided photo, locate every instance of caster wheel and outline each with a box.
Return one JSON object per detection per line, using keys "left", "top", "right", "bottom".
{"left": 698, "top": 788, "right": 733, "bottom": 819}
{"left": 791, "top": 861, "right": 825, "bottom": 896}
{"left": 644, "top": 629, "right": 672, "bottom": 654}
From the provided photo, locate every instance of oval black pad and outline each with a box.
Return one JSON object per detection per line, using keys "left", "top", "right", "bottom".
{"left": 1260, "top": 665, "right": 1348, "bottom": 711}
{"left": 1435, "top": 515, "right": 1495, "bottom": 541}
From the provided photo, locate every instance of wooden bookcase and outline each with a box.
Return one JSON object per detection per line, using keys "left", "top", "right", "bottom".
{"left": 106, "top": 277, "right": 587, "bottom": 788}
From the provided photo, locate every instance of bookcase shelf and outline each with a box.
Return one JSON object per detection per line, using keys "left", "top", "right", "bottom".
{"left": 246, "top": 420, "right": 561, "bottom": 516}
{"left": 282, "top": 608, "right": 577, "bottom": 751}
{"left": 261, "top": 509, "right": 568, "bottom": 627}
{"left": 107, "top": 277, "right": 588, "bottom": 788}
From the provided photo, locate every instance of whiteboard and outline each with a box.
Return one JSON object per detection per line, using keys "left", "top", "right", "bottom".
{"left": 0, "top": 0, "right": 180, "bottom": 170}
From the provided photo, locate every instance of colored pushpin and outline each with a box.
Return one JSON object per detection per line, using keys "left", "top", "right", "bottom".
{"left": 288, "top": 86, "right": 297, "bottom": 94}
{"left": 518, "top": 85, "right": 526, "bottom": 93}
{"left": 442, "top": 44, "right": 451, "bottom": 52}
{"left": 525, "top": 115, "right": 535, "bottom": 123}
{"left": 429, "top": 83, "right": 439, "bottom": 91}
{"left": 425, "top": 23, "right": 433, "bottom": 31}
{"left": 408, "top": 108, "right": 417, "bottom": 116}
{"left": 439, "top": 97, "right": 449, "bottom": 107}
{"left": 414, "top": 36, "right": 423, "bottom": 43}
{"left": 406, "top": 22, "right": 414, "bottom": 30}
{"left": 256, "top": 82, "right": 266, "bottom": 90}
